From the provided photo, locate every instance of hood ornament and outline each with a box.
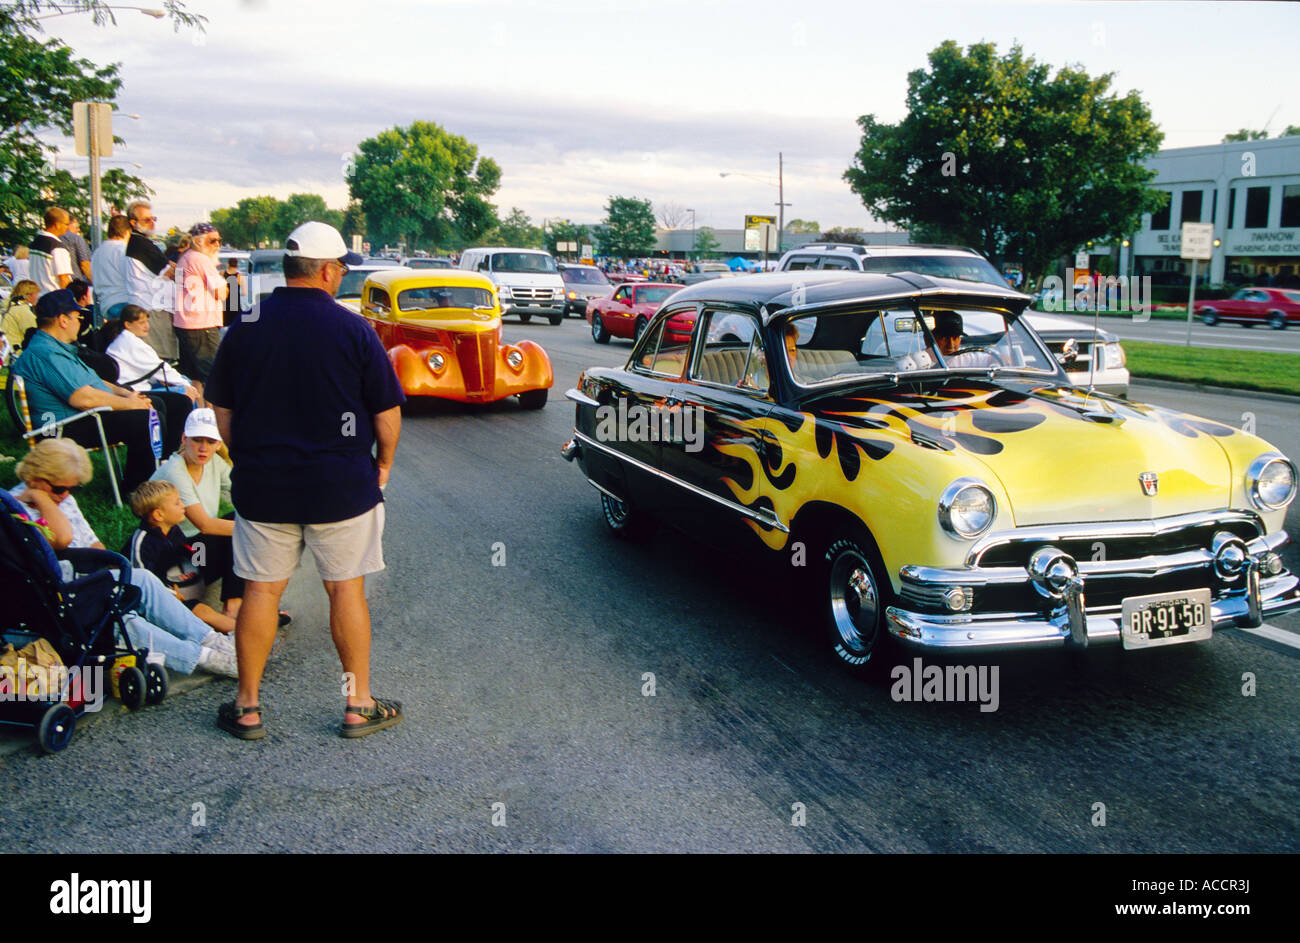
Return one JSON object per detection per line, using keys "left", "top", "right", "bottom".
{"left": 1139, "top": 472, "right": 1158, "bottom": 496}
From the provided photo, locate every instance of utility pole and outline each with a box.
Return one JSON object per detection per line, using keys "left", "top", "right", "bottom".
{"left": 775, "top": 152, "right": 792, "bottom": 262}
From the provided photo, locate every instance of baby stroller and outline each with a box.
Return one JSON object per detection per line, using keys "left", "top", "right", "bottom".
{"left": 0, "top": 489, "right": 166, "bottom": 753}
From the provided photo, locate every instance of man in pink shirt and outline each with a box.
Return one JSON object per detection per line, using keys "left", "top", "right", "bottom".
{"left": 173, "top": 222, "right": 228, "bottom": 391}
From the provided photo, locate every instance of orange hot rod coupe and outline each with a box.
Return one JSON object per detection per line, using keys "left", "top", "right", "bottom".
{"left": 349, "top": 268, "right": 553, "bottom": 409}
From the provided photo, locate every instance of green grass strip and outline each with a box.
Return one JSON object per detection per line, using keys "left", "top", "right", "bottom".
{"left": 1124, "top": 340, "right": 1300, "bottom": 398}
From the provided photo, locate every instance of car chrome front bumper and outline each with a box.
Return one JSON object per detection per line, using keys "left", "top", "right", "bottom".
{"left": 886, "top": 529, "right": 1300, "bottom": 652}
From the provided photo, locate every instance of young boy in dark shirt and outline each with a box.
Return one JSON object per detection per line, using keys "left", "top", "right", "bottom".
{"left": 127, "top": 480, "right": 235, "bottom": 635}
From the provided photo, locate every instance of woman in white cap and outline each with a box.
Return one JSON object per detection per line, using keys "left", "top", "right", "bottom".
{"left": 149, "top": 407, "right": 290, "bottom": 624}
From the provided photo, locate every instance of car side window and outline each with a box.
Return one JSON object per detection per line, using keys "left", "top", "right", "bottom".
{"left": 819, "top": 255, "right": 858, "bottom": 270}
{"left": 693, "top": 311, "right": 768, "bottom": 394}
{"left": 634, "top": 319, "right": 690, "bottom": 378}
{"left": 367, "top": 287, "right": 391, "bottom": 311}
{"left": 785, "top": 256, "right": 818, "bottom": 271}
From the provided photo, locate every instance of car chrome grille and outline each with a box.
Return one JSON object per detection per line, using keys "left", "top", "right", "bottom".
{"left": 974, "top": 517, "right": 1262, "bottom": 569}
{"left": 509, "top": 287, "right": 556, "bottom": 303}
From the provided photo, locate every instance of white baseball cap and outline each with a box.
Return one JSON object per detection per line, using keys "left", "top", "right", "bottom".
{"left": 284, "top": 221, "right": 363, "bottom": 265}
{"left": 183, "top": 408, "right": 222, "bottom": 443}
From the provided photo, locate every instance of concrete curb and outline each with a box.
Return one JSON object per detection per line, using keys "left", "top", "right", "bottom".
{"left": 1130, "top": 376, "right": 1300, "bottom": 406}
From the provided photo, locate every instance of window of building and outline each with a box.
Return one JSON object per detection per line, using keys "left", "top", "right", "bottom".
{"left": 1227, "top": 188, "right": 1237, "bottom": 229}
{"left": 1281, "top": 184, "right": 1300, "bottom": 228}
{"left": 1211, "top": 190, "right": 1218, "bottom": 227}
{"left": 1149, "top": 194, "right": 1171, "bottom": 231}
{"left": 1244, "top": 186, "right": 1271, "bottom": 229}
{"left": 1180, "top": 190, "right": 1203, "bottom": 224}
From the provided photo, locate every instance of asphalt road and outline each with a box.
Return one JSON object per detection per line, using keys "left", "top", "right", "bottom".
{"left": 2, "top": 316, "right": 1297, "bottom": 853}
{"left": 1036, "top": 310, "right": 1300, "bottom": 353}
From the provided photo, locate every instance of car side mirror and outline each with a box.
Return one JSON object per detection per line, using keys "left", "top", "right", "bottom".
{"left": 1057, "top": 337, "right": 1078, "bottom": 365}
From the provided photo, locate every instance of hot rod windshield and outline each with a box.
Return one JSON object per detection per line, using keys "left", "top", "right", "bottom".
{"left": 398, "top": 285, "right": 495, "bottom": 311}
{"left": 782, "top": 306, "right": 1056, "bottom": 387}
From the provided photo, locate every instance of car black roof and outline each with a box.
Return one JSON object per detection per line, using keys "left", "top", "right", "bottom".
{"left": 662, "top": 270, "right": 1032, "bottom": 319}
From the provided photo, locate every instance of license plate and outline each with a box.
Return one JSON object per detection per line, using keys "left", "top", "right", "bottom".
{"left": 1120, "top": 588, "right": 1213, "bottom": 650}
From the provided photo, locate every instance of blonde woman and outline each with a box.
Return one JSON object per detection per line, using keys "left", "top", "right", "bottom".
{"left": 10, "top": 439, "right": 237, "bottom": 677}
{"left": 1, "top": 278, "right": 39, "bottom": 351}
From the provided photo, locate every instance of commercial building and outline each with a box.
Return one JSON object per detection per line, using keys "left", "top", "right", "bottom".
{"left": 1122, "top": 136, "right": 1300, "bottom": 287}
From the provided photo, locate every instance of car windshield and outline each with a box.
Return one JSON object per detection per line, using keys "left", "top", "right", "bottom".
{"left": 782, "top": 306, "right": 1055, "bottom": 386}
{"left": 1282, "top": 290, "right": 1300, "bottom": 303}
{"left": 250, "top": 256, "right": 282, "bottom": 274}
{"left": 637, "top": 287, "right": 676, "bottom": 304}
{"left": 398, "top": 285, "right": 495, "bottom": 310}
{"left": 562, "top": 267, "right": 609, "bottom": 285}
{"left": 492, "top": 253, "right": 557, "bottom": 274}
{"left": 337, "top": 270, "right": 380, "bottom": 299}
{"left": 858, "top": 254, "right": 1006, "bottom": 285}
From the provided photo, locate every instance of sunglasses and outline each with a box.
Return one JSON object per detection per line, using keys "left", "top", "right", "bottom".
{"left": 135, "top": 215, "right": 158, "bottom": 223}
{"left": 47, "top": 483, "right": 79, "bottom": 496}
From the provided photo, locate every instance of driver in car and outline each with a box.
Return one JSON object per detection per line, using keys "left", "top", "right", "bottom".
{"left": 898, "top": 311, "right": 1002, "bottom": 369}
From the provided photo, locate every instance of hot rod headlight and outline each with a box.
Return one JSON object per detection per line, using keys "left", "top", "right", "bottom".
{"left": 938, "top": 478, "right": 997, "bottom": 538}
{"left": 1248, "top": 454, "right": 1297, "bottom": 510}
{"left": 505, "top": 349, "right": 524, "bottom": 369}
{"left": 426, "top": 351, "right": 446, "bottom": 372}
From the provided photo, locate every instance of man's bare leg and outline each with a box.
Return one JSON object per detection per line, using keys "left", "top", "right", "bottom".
{"left": 324, "top": 576, "right": 392, "bottom": 726}
{"left": 233, "top": 578, "right": 287, "bottom": 727}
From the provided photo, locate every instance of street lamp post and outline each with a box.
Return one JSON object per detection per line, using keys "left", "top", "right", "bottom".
{"left": 719, "top": 154, "right": 790, "bottom": 262}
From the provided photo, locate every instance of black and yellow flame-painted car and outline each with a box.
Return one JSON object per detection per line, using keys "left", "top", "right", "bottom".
{"left": 561, "top": 271, "right": 1300, "bottom": 675}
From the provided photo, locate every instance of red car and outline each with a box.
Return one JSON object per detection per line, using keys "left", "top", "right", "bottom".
{"left": 588, "top": 282, "right": 691, "bottom": 344}
{"left": 1194, "top": 287, "right": 1300, "bottom": 330}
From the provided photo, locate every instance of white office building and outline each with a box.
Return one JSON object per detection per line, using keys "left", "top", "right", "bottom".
{"left": 1122, "top": 136, "right": 1300, "bottom": 286}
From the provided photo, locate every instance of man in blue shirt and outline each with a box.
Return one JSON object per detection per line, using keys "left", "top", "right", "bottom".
{"left": 12, "top": 289, "right": 188, "bottom": 491}
{"left": 206, "top": 222, "right": 406, "bottom": 741}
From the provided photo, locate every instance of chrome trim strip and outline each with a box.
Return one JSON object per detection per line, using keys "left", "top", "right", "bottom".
{"left": 966, "top": 510, "right": 1267, "bottom": 566}
{"left": 565, "top": 388, "right": 599, "bottom": 407}
{"left": 571, "top": 430, "right": 789, "bottom": 534}
{"left": 584, "top": 477, "right": 624, "bottom": 503}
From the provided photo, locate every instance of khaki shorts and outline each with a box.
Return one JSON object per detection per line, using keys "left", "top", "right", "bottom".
{"left": 232, "top": 504, "right": 386, "bottom": 583}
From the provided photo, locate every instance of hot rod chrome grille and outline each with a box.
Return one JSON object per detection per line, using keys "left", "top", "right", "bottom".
{"left": 972, "top": 513, "right": 1264, "bottom": 569}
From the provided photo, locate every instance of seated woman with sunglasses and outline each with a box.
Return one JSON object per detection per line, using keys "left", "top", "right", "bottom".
{"left": 9, "top": 438, "right": 238, "bottom": 678}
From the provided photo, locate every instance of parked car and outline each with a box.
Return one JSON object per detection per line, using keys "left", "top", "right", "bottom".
{"left": 459, "top": 247, "right": 566, "bottom": 325}
{"left": 587, "top": 282, "right": 688, "bottom": 344}
{"left": 680, "top": 262, "right": 734, "bottom": 285}
{"left": 558, "top": 263, "right": 613, "bottom": 318}
{"left": 401, "top": 257, "right": 455, "bottom": 269}
{"left": 346, "top": 268, "right": 551, "bottom": 408}
{"left": 561, "top": 271, "right": 1299, "bottom": 676}
{"left": 246, "top": 249, "right": 286, "bottom": 310}
{"left": 1194, "top": 287, "right": 1300, "bottom": 330}
{"left": 1020, "top": 312, "right": 1129, "bottom": 397}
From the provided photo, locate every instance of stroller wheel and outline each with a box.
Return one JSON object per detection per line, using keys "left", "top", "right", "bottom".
{"left": 118, "top": 666, "right": 146, "bottom": 710}
{"left": 144, "top": 662, "right": 168, "bottom": 706}
{"left": 37, "top": 704, "right": 76, "bottom": 754}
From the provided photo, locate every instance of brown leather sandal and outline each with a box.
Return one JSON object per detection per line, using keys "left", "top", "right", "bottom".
{"left": 217, "top": 701, "right": 265, "bottom": 740}
{"left": 339, "top": 697, "right": 402, "bottom": 739}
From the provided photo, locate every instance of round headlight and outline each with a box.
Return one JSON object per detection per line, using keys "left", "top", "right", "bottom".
{"left": 426, "top": 351, "right": 445, "bottom": 372}
{"left": 1248, "top": 454, "right": 1297, "bottom": 510}
{"left": 938, "top": 478, "right": 997, "bottom": 538}
{"left": 506, "top": 349, "right": 524, "bottom": 369}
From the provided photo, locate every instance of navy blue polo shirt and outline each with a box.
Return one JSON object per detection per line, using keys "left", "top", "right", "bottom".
{"left": 205, "top": 286, "right": 405, "bottom": 525}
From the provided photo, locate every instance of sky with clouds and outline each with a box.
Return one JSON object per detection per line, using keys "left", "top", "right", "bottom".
{"left": 35, "top": 0, "right": 1300, "bottom": 239}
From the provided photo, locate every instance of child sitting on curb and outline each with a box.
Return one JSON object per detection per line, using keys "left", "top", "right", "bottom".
{"left": 127, "top": 480, "right": 236, "bottom": 636}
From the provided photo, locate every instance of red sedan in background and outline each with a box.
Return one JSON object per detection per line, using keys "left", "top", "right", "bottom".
{"left": 1194, "top": 286, "right": 1300, "bottom": 330}
{"left": 588, "top": 282, "right": 690, "bottom": 344}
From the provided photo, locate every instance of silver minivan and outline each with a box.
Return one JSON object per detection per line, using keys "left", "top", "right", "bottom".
{"left": 459, "top": 247, "right": 566, "bottom": 325}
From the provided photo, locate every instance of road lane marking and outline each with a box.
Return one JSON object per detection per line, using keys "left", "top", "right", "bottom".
{"left": 1236, "top": 622, "right": 1300, "bottom": 658}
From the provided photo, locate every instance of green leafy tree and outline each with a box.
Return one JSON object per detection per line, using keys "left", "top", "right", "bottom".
{"left": 786, "top": 219, "right": 821, "bottom": 234}
{"left": 693, "top": 227, "right": 721, "bottom": 258}
{"left": 1222, "top": 129, "right": 1269, "bottom": 142}
{"left": 0, "top": 2, "right": 202, "bottom": 246}
{"left": 274, "top": 193, "right": 343, "bottom": 240}
{"left": 38, "top": 167, "right": 153, "bottom": 232}
{"left": 347, "top": 120, "right": 501, "bottom": 252}
{"left": 543, "top": 218, "right": 593, "bottom": 256}
{"left": 342, "top": 200, "right": 367, "bottom": 242}
{"left": 210, "top": 196, "right": 281, "bottom": 248}
{"left": 1278, "top": 125, "right": 1300, "bottom": 138}
{"left": 600, "top": 196, "right": 656, "bottom": 258}
{"left": 490, "top": 207, "right": 543, "bottom": 247}
{"left": 844, "top": 40, "right": 1165, "bottom": 282}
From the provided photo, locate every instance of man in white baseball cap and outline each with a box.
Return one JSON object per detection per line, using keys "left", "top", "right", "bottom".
{"left": 205, "top": 221, "right": 405, "bottom": 740}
